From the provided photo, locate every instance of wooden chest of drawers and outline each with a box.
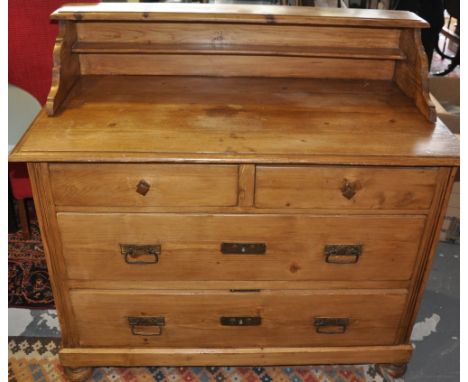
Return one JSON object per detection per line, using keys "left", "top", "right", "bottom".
{"left": 10, "top": 4, "right": 459, "bottom": 381}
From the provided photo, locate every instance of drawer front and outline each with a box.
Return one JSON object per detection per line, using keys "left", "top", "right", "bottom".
{"left": 58, "top": 213, "right": 425, "bottom": 282}
{"left": 70, "top": 289, "right": 407, "bottom": 347}
{"left": 255, "top": 166, "right": 439, "bottom": 210}
{"left": 49, "top": 163, "right": 238, "bottom": 207}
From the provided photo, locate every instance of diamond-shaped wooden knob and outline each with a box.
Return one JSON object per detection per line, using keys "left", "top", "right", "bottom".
{"left": 340, "top": 179, "right": 360, "bottom": 200}
{"left": 136, "top": 179, "right": 151, "bottom": 196}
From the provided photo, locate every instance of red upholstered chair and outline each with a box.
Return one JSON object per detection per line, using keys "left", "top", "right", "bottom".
{"left": 9, "top": 164, "right": 33, "bottom": 239}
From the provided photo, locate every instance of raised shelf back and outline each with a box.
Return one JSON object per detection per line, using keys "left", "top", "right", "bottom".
{"left": 46, "top": 3, "right": 435, "bottom": 121}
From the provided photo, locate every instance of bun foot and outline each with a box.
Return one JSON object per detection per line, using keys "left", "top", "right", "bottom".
{"left": 64, "top": 367, "right": 93, "bottom": 382}
{"left": 377, "top": 363, "right": 407, "bottom": 379}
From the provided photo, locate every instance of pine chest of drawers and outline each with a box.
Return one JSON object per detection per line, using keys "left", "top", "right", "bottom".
{"left": 9, "top": 4, "right": 459, "bottom": 381}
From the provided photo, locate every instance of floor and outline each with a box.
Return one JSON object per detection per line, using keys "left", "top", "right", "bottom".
{"left": 8, "top": 241, "right": 460, "bottom": 381}
{"left": 405, "top": 241, "right": 460, "bottom": 382}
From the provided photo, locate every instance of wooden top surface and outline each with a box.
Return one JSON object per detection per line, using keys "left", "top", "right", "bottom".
{"left": 10, "top": 75, "right": 459, "bottom": 165}
{"left": 51, "top": 3, "right": 428, "bottom": 28}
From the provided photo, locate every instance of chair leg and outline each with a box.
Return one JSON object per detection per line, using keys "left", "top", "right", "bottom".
{"left": 9, "top": 180, "right": 18, "bottom": 233}
{"left": 17, "top": 198, "right": 30, "bottom": 240}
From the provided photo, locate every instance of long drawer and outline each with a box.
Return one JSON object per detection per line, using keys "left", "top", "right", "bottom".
{"left": 70, "top": 289, "right": 407, "bottom": 348}
{"left": 255, "top": 166, "right": 439, "bottom": 210}
{"left": 58, "top": 213, "right": 425, "bottom": 282}
{"left": 49, "top": 163, "right": 239, "bottom": 207}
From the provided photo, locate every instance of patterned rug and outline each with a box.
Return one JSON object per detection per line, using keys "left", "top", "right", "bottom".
{"left": 8, "top": 219, "right": 55, "bottom": 309}
{"left": 8, "top": 337, "right": 392, "bottom": 382}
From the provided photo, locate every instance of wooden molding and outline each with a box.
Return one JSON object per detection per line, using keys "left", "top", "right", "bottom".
{"left": 46, "top": 21, "right": 80, "bottom": 116}
{"left": 40, "top": 6, "right": 435, "bottom": 118}
{"left": 59, "top": 344, "right": 413, "bottom": 367}
{"left": 394, "top": 29, "right": 437, "bottom": 122}
{"left": 238, "top": 164, "right": 255, "bottom": 207}
{"left": 50, "top": 3, "right": 428, "bottom": 28}
{"left": 402, "top": 166, "right": 459, "bottom": 340}
{"left": 27, "top": 163, "right": 78, "bottom": 346}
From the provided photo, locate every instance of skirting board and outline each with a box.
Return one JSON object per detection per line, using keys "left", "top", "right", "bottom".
{"left": 60, "top": 344, "right": 413, "bottom": 367}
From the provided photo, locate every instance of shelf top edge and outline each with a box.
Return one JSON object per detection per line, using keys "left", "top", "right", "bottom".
{"left": 51, "top": 3, "right": 428, "bottom": 28}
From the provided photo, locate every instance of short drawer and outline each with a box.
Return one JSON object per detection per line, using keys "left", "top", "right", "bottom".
{"left": 255, "top": 166, "right": 439, "bottom": 210}
{"left": 58, "top": 213, "right": 425, "bottom": 282}
{"left": 70, "top": 289, "right": 407, "bottom": 348}
{"left": 49, "top": 163, "right": 238, "bottom": 207}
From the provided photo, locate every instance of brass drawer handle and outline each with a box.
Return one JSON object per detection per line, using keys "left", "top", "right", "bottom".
{"left": 128, "top": 316, "right": 165, "bottom": 336}
{"left": 220, "top": 316, "right": 262, "bottom": 326}
{"left": 340, "top": 179, "right": 361, "bottom": 200}
{"left": 314, "top": 317, "right": 349, "bottom": 334}
{"left": 136, "top": 179, "right": 151, "bottom": 196}
{"left": 221, "top": 242, "right": 266, "bottom": 255}
{"left": 120, "top": 244, "right": 161, "bottom": 264}
{"left": 324, "top": 244, "right": 362, "bottom": 264}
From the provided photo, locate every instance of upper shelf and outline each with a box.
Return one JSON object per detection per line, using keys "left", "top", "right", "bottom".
{"left": 51, "top": 3, "right": 428, "bottom": 28}
{"left": 46, "top": 4, "right": 436, "bottom": 124}
{"left": 10, "top": 5, "right": 458, "bottom": 165}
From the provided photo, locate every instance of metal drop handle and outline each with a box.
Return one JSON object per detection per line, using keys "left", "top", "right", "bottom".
{"left": 324, "top": 245, "right": 362, "bottom": 264}
{"left": 128, "top": 316, "right": 165, "bottom": 336}
{"left": 314, "top": 317, "right": 349, "bottom": 334}
{"left": 120, "top": 244, "right": 161, "bottom": 264}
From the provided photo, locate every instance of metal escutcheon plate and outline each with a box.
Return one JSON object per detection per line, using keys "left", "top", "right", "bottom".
{"left": 221, "top": 242, "right": 266, "bottom": 255}
{"left": 220, "top": 316, "right": 262, "bottom": 326}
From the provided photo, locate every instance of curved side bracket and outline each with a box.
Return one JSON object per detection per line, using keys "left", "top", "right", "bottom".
{"left": 394, "top": 29, "right": 436, "bottom": 123}
{"left": 46, "top": 21, "right": 81, "bottom": 116}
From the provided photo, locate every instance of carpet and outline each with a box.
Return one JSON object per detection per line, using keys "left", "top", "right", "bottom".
{"left": 8, "top": 337, "right": 392, "bottom": 382}
{"left": 8, "top": 220, "right": 54, "bottom": 309}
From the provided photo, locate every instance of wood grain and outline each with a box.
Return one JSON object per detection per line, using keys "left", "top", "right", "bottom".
{"left": 55, "top": 205, "right": 431, "bottom": 215}
{"left": 57, "top": 213, "right": 425, "bottom": 282}
{"left": 9, "top": 76, "right": 459, "bottom": 166}
{"left": 9, "top": 4, "right": 459, "bottom": 372}
{"left": 46, "top": 21, "right": 80, "bottom": 116}
{"left": 401, "top": 167, "right": 458, "bottom": 340}
{"left": 49, "top": 163, "right": 238, "bottom": 207}
{"left": 79, "top": 54, "right": 395, "bottom": 79}
{"left": 69, "top": 289, "right": 408, "bottom": 348}
{"left": 59, "top": 344, "right": 413, "bottom": 367}
{"left": 67, "top": 279, "right": 411, "bottom": 291}
{"left": 50, "top": 3, "right": 428, "bottom": 28}
{"left": 255, "top": 166, "right": 439, "bottom": 210}
{"left": 27, "top": 163, "right": 78, "bottom": 346}
{"left": 74, "top": 42, "right": 405, "bottom": 60}
{"left": 238, "top": 164, "right": 255, "bottom": 207}
{"left": 392, "top": 167, "right": 451, "bottom": 342}
{"left": 75, "top": 22, "right": 401, "bottom": 49}
{"left": 394, "top": 29, "right": 436, "bottom": 122}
